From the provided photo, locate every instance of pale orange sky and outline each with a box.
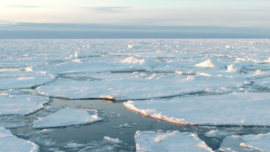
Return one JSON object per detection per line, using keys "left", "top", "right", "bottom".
{"left": 1, "top": 0, "right": 270, "bottom": 27}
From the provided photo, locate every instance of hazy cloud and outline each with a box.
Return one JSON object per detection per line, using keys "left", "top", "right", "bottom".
{"left": 7, "top": 4, "right": 41, "bottom": 8}
{"left": 85, "top": 7, "right": 132, "bottom": 12}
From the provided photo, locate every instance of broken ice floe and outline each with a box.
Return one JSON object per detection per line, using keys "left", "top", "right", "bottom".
{"left": 0, "top": 92, "right": 49, "bottom": 115}
{"left": 0, "top": 127, "right": 39, "bottom": 152}
{"left": 37, "top": 75, "right": 245, "bottom": 100}
{"left": 33, "top": 108, "right": 102, "bottom": 128}
{"left": 135, "top": 131, "right": 213, "bottom": 152}
{"left": 219, "top": 133, "right": 270, "bottom": 152}
{"left": 0, "top": 71, "right": 55, "bottom": 90}
{"left": 124, "top": 92, "right": 270, "bottom": 125}
{"left": 204, "top": 130, "right": 237, "bottom": 138}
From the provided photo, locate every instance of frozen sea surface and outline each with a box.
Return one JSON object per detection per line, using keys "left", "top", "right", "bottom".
{"left": 1, "top": 39, "right": 270, "bottom": 151}
{"left": 37, "top": 74, "right": 245, "bottom": 100}
{"left": 135, "top": 131, "right": 213, "bottom": 152}
{"left": 33, "top": 108, "right": 103, "bottom": 128}
{"left": 219, "top": 133, "right": 270, "bottom": 151}
{"left": 0, "top": 91, "right": 49, "bottom": 115}
{"left": 124, "top": 92, "right": 270, "bottom": 125}
{"left": 0, "top": 71, "right": 55, "bottom": 90}
{"left": 0, "top": 127, "right": 39, "bottom": 152}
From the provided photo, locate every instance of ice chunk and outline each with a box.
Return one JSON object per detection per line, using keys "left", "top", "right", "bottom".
{"left": 0, "top": 93, "right": 49, "bottom": 115}
{"left": 195, "top": 59, "right": 224, "bottom": 69}
{"left": 103, "top": 136, "right": 122, "bottom": 144}
{"left": 37, "top": 75, "right": 244, "bottom": 100}
{"left": 227, "top": 64, "right": 238, "bottom": 72}
{"left": 128, "top": 44, "right": 133, "bottom": 48}
{"left": 0, "top": 127, "right": 39, "bottom": 152}
{"left": 219, "top": 133, "right": 270, "bottom": 152}
{"left": 33, "top": 108, "right": 102, "bottom": 128}
{"left": 0, "top": 71, "right": 55, "bottom": 90}
{"left": 120, "top": 56, "right": 158, "bottom": 68}
{"left": 135, "top": 131, "right": 213, "bottom": 152}
{"left": 124, "top": 92, "right": 270, "bottom": 125}
{"left": 118, "top": 123, "right": 132, "bottom": 128}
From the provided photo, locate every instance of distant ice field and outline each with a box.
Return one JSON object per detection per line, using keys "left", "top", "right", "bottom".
{"left": 1, "top": 39, "right": 270, "bottom": 151}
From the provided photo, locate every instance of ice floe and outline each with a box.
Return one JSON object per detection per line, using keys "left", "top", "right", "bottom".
{"left": 0, "top": 93, "right": 49, "bottom": 115}
{"left": 135, "top": 131, "right": 213, "bottom": 152}
{"left": 219, "top": 133, "right": 270, "bottom": 152}
{"left": 37, "top": 75, "right": 245, "bottom": 100}
{"left": 32, "top": 62, "right": 140, "bottom": 74}
{"left": 0, "top": 71, "right": 55, "bottom": 90}
{"left": 0, "top": 127, "right": 39, "bottom": 152}
{"left": 124, "top": 92, "right": 270, "bottom": 125}
{"left": 33, "top": 108, "right": 102, "bottom": 128}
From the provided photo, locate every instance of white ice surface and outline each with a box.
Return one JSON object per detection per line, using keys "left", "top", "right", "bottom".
{"left": 37, "top": 75, "right": 245, "bottom": 100}
{"left": 32, "top": 62, "right": 139, "bottom": 74}
{"left": 33, "top": 108, "right": 103, "bottom": 128}
{"left": 0, "top": 93, "right": 49, "bottom": 115}
{"left": 135, "top": 131, "right": 213, "bottom": 152}
{"left": 0, "top": 71, "right": 55, "bottom": 90}
{"left": 220, "top": 133, "right": 270, "bottom": 152}
{"left": 195, "top": 59, "right": 225, "bottom": 69}
{"left": 0, "top": 127, "right": 39, "bottom": 152}
{"left": 103, "top": 136, "right": 122, "bottom": 144}
{"left": 124, "top": 92, "right": 270, "bottom": 125}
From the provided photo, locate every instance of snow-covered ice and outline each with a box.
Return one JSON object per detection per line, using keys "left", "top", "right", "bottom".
{"left": 135, "top": 131, "right": 213, "bottom": 152}
{"left": 0, "top": 127, "right": 39, "bottom": 152}
{"left": 124, "top": 92, "right": 270, "bottom": 125}
{"left": 219, "top": 133, "right": 270, "bottom": 152}
{"left": 103, "top": 136, "right": 122, "bottom": 144}
{"left": 2, "top": 39, "right": 270, "bottom": 151}
{"left": 0, "top": 93, "right": 49, "bottom": 115}
{"left": 33, "top": 108, "right": 103, "bottom": 128}
{"left": 0, "top": 71, "right": 55, "bottom": 90}
{"left": 37, "top": 75, "right": 245, "bottom": 100}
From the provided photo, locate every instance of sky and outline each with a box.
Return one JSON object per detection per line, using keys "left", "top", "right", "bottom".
{"left": 1, "top": 0, "right": 270, "bottom": 38}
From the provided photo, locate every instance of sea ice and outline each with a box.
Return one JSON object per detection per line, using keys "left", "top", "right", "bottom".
{"left": 103, "top": 136, "right": 122, "bottom": 144}
{"left": 37, "top": 75, "right": 245, "bottom": 100}
{"left": 32, "top": 108, "right": 102, "bottom": 128}
{"left": 204, "top": 130, "right": 237, "bottom": 138}
{"left": 135, "top": 131, "right": 213, "bottom": 152}
{"left": 0, "top": 93, "right": 49, "bottom": 115}
{"left": 124, "top": 92, "right": 270, "bottom": 125}
{"left": 219, "top": 133, "right": 270, "bottom": 152}
{"left": 32, "top": 62, "right": 138, "bottom": 74}
{"left": 0, "top": 127, "right": 39, "bottom": 152}
{"left": 0, "top": 71, "right": 55, "bottom": 90}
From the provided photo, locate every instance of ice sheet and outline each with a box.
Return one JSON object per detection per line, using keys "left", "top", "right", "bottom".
{"left": 37, "top": 75, "right": 245, "bottom": 100}
{"left": 219, "top": 133, "right": 270, "bottom": 152}
{"left": 0, "top": 127, "right": 39, "bottom": 152}
{"left": 32, "top": 62, "right": 141, "bottom": 74}
{"left": 135, "top": 131, "right": 213, "bottom": 152}
{"left": 33, "top": 108, "right": 103, "bottom": 128}
{"left": 0, "top": 93, "right": 49, "bottom": 115}
{"left": 0, "top": 71, "right": 55, "bottom": 90}
{"left": 124, "top": 92, "right": 270, "bottom": 125}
